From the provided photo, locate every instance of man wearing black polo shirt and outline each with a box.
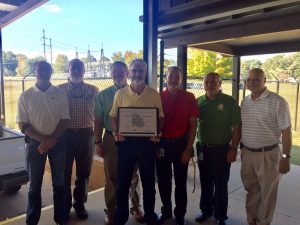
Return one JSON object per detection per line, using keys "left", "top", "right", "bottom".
{"left": 195, "top": 72, "right": 241, "bottom": 225}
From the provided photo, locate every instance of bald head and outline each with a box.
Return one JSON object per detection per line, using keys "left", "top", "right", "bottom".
{"left": 246, "top": 68, "right": 266, "bottom": 95}
{"left": 204, "top": 72, "right": 222, "bottom": 99}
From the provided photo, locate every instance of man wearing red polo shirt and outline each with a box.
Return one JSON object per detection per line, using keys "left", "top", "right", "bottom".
{"left": 157, "top": 66, "right": 199, "bottom": 225}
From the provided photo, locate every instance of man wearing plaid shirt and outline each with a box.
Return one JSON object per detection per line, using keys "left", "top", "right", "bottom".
{"left": 58, "top": 59, "right": 99, "bottom": 221}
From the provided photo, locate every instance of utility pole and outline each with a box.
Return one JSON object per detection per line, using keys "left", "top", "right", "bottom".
{"left": 42, "top": 29, "right": 46, "bottom": 60}
{"left": 75, "top": 47, "right": 78, "bottom": 59}
{"left": 50, "top": 38, "right": 53, "bottom": 65}
{"left": 87, "top": 45, "right": 91, "bottom": 72}
{"left": 100, "top": 43, "right": 104, "bottom": 77}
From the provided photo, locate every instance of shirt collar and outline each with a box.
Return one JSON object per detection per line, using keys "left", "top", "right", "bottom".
{"left": 33, "top": 83, "right": 53, "bottom": 93}
{"left": 250, "top": 88, "right": 269, "bottom": 103}
{"left": 129, "top": 84, "right": 146, "bottom": 96}
{"left": 68, "top": 80, "right": 84, "bottom": 89}
{"left": 204, "top": 91, "right": 222, "bottom": 102}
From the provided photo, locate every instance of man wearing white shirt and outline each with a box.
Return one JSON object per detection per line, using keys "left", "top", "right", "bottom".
{"left": 16, "top": 61, "right": 70, "bottom": 225}
{"left": 240, "top": 68, "right": 292, "bottom": 225}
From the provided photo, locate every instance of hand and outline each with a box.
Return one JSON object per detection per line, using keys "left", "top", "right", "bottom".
{"left": 227, "top": 149, "right": 237, "bottom": 163}
{"left": 96, "top": 144, "right": 105, "bottom": 158}
{"left": 38, "top": 143, "right": 49, "bottom": 154}
{"left": 181, "top": 150, "right": 192, "bottom": 164}
{"left": 113, "top": 132, "right": 125, "bottom": 142}
{"left": 150, "top": 131, "right": 161, "bottom": 143}
{"left": 279, "top": 158, "right": 290, "bottom": 174}
{"left": 42, "top": 136, "right": 57, "bottom": 149}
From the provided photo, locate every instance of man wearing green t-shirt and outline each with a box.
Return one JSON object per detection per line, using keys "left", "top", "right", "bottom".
{"left": 195, "top": 72, "right": 241, "bottom": 225}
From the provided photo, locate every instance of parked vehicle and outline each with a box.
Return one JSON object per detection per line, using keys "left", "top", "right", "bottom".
{"left": 187, "top": 82, "right": 204, "bottom": 89}
{"left": 0, "top": 126, "right": 28, "bottom": 194}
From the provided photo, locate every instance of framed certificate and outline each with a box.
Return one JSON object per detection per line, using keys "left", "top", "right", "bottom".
{"left": 117, "top": 107, "right": 159, "bottom": 137}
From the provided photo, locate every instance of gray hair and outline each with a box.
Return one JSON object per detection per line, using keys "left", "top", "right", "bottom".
{"left": 129, "top": 58, "right": 147, "bottom": 70}
{"left": 110, "top": 61, "right": 128, "bottom": 70}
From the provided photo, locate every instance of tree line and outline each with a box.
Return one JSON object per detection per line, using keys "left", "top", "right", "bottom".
{"left": 3, "top": 49, "right": 300, "bottom": 79}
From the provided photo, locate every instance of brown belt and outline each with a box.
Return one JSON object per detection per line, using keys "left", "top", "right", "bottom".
{"left": 243, "top": 143, "right": 278, "bottom": 152}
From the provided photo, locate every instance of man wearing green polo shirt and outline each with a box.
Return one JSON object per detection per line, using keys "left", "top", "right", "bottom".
{"left": 94, "top": 61, "right": 143, "bottom": 225}
{"left": 195, "top": 72, "right": 241, "bottom": 225}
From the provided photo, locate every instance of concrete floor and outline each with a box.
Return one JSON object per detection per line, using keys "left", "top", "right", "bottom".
{"left": 1, "top": 156, "right": 300, "bottom": 225}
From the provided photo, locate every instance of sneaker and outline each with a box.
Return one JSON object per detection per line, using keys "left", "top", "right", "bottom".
{"left": 195, "top": 214, "right": 211, "bottom": 223}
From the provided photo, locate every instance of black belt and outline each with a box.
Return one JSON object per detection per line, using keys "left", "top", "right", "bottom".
{"left": 200, "top": 143, "right": 228, "bottom": 149}
{"left": 242, "top": 143, "right": 278, "bottom": 152}
{"left": 67, "top": 127, "right": 93, "bottom": 133}
{"left": 163, "top": 136, "right": 186, "bottom": 144}
{"left": 105, "top": 130, "right": 113, "bottom": 135}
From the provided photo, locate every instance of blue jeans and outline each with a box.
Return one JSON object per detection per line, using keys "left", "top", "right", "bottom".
{"left": 25, "top": 137, "right": 66, "bottom": 225}
{"left": 113, "top": 138, "right": 157, "bottom": 225}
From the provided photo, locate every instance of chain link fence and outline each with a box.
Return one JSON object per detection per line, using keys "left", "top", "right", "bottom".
{"left": 3, "top": 76, "right": 300, "bottom": 132}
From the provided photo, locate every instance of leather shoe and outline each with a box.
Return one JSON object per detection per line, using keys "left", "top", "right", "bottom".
{"left": 175, "top": 217, "right": 187, "bottom": 225}
{"left": 74, "top": 204, "right": 88, "bottom": 220}
{"left": 157, "top": 213, "right": 172, "bottom": 225}
{"left": 218, "top": 220, "right": 226, "bottom": 225}
{"left": 104, "top": 214, "right": 113, "bottom": 225}
{"left": 130, "top": 208, "right": 144, "bottom": 223}
{"left": 146, "top": 220, "right": 158, "bottom": 225}
{"left": 195, "top": 214, "right": 211, "bottom": 223}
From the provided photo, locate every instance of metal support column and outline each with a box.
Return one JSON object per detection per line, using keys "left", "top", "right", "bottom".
{"left": 159, "top": 40, "right": 164, "bottom": 92}
{"left": 0, "top": 29, "right": 5, "bottom": 123}
{"left": 177, "top": 45, "right": 187, "bottom": 90}
{"left": 232, "top": 56, "right": 241, "bottom": 102}
{"left": 143, "top": 0, "right": 158, "bottom": 89}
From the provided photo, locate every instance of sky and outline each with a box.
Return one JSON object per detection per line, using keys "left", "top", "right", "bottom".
{"left": 3, "top": 0, "right": 143, "bottom": 60}
{"left": 2, "top": 0, "right": 294, "bottom": 63}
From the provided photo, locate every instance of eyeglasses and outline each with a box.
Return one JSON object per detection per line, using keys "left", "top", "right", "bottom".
{"left": 129, "top": 69, "right": 145, "bottom": 74}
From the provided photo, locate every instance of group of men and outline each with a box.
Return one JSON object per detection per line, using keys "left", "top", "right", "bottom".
{"left": 16, "top": 58, "right": 292, "bottom": 225}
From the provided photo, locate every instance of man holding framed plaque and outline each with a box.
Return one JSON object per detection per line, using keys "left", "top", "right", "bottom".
{"left": 94, "top": 61, "right": 143, "bottom": 224}
{"left": 110, "top": 58, "right": 164, "bottom": 225}
{"left": 157, "top": 66, "right": 199, "bottom": 225}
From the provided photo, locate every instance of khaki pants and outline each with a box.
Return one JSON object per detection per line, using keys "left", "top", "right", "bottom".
{"left": 240, "top": 146, "right": 280, "bottom": 225}
{"left": 103, "top": 132, "right": 141, "bottom": 215}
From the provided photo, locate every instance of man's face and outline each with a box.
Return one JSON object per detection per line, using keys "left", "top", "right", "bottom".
{"left": 246, "top": 70, "right": 266, "bottom": 93}
{"left": 204, "top": 74, "right": 221, "bottom": 96}
{"left": 129, "top": 63, "right": 147, "bottom": 86}
{"left": 111, "top": 64, "right": 128, "bottom": 88}
{"left": 69, "top": 62, "right": 85, "bottom": 83}
{"left": 35, "top": 62, "right": 52, "bottom": 86}
{"left": 167, "top": 68, "right": 182, "bottom": 91}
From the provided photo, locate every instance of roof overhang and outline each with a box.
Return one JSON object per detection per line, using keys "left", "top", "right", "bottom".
{"left": 158, "top": 0, "right": 300, "bottom": 56}
{"left": 0, "top": 0, "right": 48, "bottom": 29}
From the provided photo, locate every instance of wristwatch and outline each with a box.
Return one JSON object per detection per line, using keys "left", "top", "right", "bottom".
{"left": 282, "top": 154, "right": 291, "bottom": 159}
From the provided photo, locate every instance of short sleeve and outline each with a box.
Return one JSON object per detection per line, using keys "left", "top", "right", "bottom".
{"left": 95, "top": 92, "right": 104, "bottom": 120}
{"left": 230, "top": 98, "right": 241, "bottom": 126}
{"left": 16, "top": 93, "right": 29, "bottom": 123}
{"left": 109, "top": 91, "right": 119, "bottom": 118}
{"left": 60, "top": 91, "right": 70, "bottom": 119}
{"left": 277, "top": 98, "right": 291, "bottom": 130}
{"left": 189, "top": 93, "right": 199, "bottom": 118}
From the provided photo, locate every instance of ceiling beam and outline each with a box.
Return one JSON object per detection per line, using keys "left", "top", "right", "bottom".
{"left": 0, "top": 10, "right": 9, "bottom": 17}
{"left": 158, "top": 0, "right": 300, "bottom": 31}
{"left": 161, "top": 13, "right": 300, "bottom": 49}
{"left": 0, "top": 0, "right": 27, "bottom": 7}
{"left": 0, "top": 0, "right": 48, "bottom": 29}
{"left": 191, "top": 42, "right": 237, "bottom": 56}
{"left": 237, "top": 40, "right": 300, "bottom": 55}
